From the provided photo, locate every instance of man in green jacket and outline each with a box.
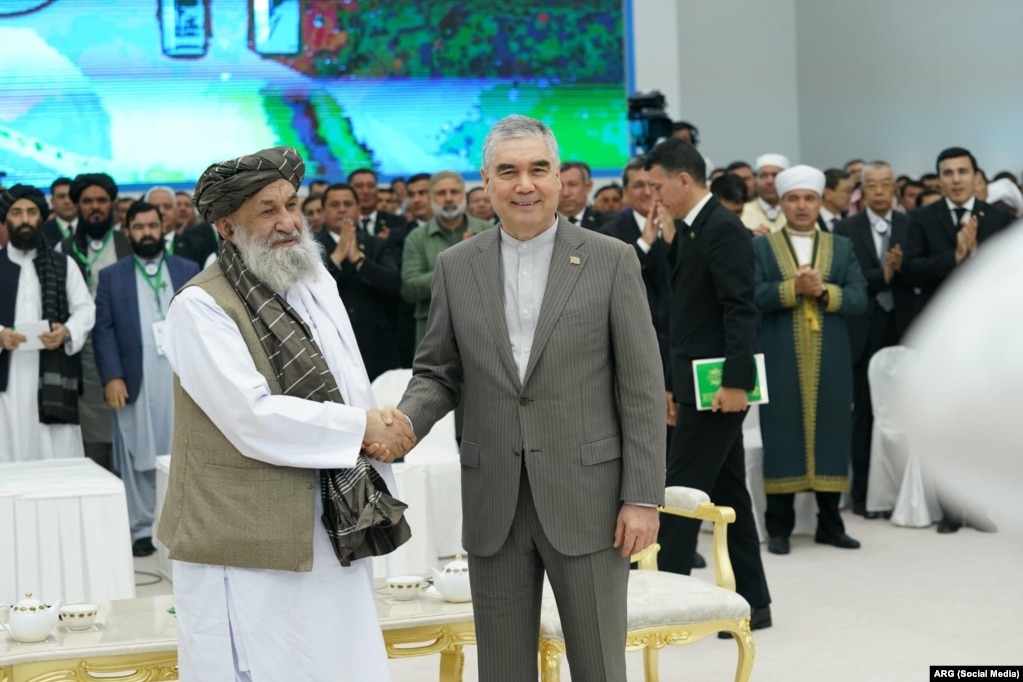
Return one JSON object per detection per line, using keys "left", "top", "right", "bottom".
{"left": 401, "top": 171, "right": 492, "bottom": 348}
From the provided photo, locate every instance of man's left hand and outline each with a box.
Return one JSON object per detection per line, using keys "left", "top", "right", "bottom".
{"left": 614, "top": 504, "right": 659, "bottom": 558}
{"left": 712, "top": 386, "right": 748, "bottom": 413}
{"left": 39, "top": 322, "right": 68, "bottom": 351}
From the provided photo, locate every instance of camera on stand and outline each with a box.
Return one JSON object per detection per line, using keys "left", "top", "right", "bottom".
{"left": 627, "top": 91, "right": 674, "bottom": 155}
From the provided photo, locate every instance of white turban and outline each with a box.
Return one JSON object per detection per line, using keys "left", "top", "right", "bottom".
{"left": 986, "top": 178, "right": 1023, "bottom": 215}
{"left": 776, "top": 164, "right": 825, "bottom": 198}
{"left": 755, "top": 153, "right": 790, "bottom": 172}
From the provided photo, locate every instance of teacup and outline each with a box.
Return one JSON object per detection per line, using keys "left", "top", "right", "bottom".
{"left": 386, "top": 576, "right": 423, "bottom": 601}
{"left": 59, "top": 604, "right": 98, "bottom": 631}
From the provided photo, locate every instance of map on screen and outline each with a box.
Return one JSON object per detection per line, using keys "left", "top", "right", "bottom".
{"left": 0, "top": 0, "right": 629, "bottom": 190}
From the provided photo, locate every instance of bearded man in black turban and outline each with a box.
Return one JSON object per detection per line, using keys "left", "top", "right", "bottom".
{"left": 59, "top": 173, "right": 132, "bottom": 471}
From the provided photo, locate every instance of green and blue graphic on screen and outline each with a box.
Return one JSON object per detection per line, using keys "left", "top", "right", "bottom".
{"left": 0, "top": 0, "right": 630, "bottom": 190}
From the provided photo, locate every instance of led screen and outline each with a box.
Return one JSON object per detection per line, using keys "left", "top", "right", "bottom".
{"left": 0, "top": 0, "right": 629, "bottom": 190}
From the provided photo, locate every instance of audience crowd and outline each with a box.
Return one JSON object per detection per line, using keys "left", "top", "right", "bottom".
{"left": 1, "top": 122, "right": 1018, "bottom": 568}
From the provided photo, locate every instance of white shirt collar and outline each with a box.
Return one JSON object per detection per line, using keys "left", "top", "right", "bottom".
{"left": 683, "top": 191, "right": 714, "bottom": 227}
{"left": 571, "top": 208, "right": 587, "bottom": 224}
{"left": 757, "top": 196, "right": 781, "bottom": 219}
{"left": 499, "top": 218, "right": 559, "bottom": 247}
{"left": 820, "top": 206, "right": 837, "bottom": 225}
{"left": 866, "top": 207, "right": 892, "bottom": 233}
{"left": 945, "top": 196, "right": 976, "bottom": 213}
{"left": 632, "top": 209, "right": 647, "bottom": 231}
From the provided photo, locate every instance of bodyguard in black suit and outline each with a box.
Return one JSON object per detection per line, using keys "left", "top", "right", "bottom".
{"left": 903, "top": 147, "right": 1012, "bottom": 315}
{"left": 834, "top": 162, "right": 919, "bottom": 517}
{"left": 646, "top": 139, "right": 772, "bottom": 629}
{"left": 316, "top": 183, "right": 401, "bottom": 381}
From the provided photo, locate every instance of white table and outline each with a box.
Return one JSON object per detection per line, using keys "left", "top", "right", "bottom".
{"left": 0, "top": 459, "right": 135, "bottom": 605}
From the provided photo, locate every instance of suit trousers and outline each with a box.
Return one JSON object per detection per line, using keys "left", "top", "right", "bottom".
{"left": 468, "top": 465, "right": 629, "bottom": 682}
{"left": 657, "top": 404, "right": 771, "bottom": 609}
{"left": 850, "top": 310, "right": 898, "bottom": 505}
{"left": 766, "top": 492, "right": 844, "bottom": 539}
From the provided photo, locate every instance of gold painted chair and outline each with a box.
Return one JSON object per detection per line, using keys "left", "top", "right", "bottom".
{"left": 537, "top": 486, "right": 755, "bottom": 682}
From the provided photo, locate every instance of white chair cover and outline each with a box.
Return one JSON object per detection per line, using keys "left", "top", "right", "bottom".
{"left": 866, "top": 346, "right": 940, "bottom": 526}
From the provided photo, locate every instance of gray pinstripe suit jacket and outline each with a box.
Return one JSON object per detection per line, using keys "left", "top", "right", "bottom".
{"left": 399, "top": 218, "right": 665, "bottom": 558}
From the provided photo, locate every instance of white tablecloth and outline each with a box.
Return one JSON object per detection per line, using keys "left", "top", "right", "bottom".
{"left": 0, "top": 458, "right": 135, "bottom": 604}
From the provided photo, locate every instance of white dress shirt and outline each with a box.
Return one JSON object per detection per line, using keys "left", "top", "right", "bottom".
{"left": 499, "top": 220, "right": 558, "bottom": 383}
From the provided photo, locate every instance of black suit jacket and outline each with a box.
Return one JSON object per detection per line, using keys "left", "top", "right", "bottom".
{"left": 666, "top": 195, "right": 758, "bottom": 405}
{"left": 177, "top": 222, "right": 220, "bottom": 267}
{"left": 315, "top": 229, "right": 401, "bottom": 380}
{"left": 564, "top": 206, "right": 607, "bottom": 231}
{"left": 902, "top": 199, "right": 1012, "bottom": 311}
{"left": 601, "top": 210, "right": 671, "bottom": 371}
{"left": 834, "top": 212, "right": 918, "bottom": 363}
{"left": 41, "top": 219, "right": 75, "bottom": 250}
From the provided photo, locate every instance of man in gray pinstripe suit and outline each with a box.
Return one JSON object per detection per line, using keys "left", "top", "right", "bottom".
{"left": 397, "top": 115, "right": 666, "bottom": 681}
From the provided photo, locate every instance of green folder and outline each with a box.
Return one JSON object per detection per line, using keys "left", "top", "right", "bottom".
{"left": 692, "top": 354, "right": 769, "bottom": 411}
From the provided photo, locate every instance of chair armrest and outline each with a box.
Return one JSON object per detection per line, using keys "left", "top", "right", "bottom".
{"left": 630, "top": 543, "right": 660, "bottom": 572}
{"left": 659, "top": 486, "right": 738, "bottom": 592}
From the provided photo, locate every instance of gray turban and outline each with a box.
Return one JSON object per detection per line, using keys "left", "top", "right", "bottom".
{"left": 0, "top": 184, "right": 49, "bottom": 224}
{"left": 193, "top": 146, "right": 305, "bottom": 222}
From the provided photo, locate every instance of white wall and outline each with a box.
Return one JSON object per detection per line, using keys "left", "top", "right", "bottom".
{"left": 795, "top": 0, "right": 1023, "bottom": 177}
{"left": 632, "top": 0, "right": 802, "bottom": 169}
{"left": 631, "top": 0, "right": 1023, "bottom": 178}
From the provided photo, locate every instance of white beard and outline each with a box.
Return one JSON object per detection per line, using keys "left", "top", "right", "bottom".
{"left": 431, "top": 197, "right": 468, "bottom": 222}
{"left": 233, "top": 221, "right": 324, "bottom": 293}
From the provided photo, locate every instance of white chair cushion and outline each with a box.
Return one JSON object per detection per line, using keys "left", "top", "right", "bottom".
{"left": 663, "top": 486, "right": 711, "bottom": 513}
{"left": 539, "top": 571, "right": 751, "bottom": 639}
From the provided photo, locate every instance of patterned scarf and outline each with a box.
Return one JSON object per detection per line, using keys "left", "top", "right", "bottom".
{"left": 34, "top": 246, "right": 80, "bottom": 424}
{"left": 217, "top": 241, "right": 411, "bottom": 566}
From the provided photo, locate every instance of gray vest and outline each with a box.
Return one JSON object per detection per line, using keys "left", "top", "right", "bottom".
{"left": 156, "top": 266, "right": 318, "bottom": 571}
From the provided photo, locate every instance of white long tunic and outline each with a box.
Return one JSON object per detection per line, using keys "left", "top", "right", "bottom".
{"left": 163, "top": 264, "right": 394, "bottom": 682}
{"left": 0, "top": 247, "right": 95, "bottom": 462}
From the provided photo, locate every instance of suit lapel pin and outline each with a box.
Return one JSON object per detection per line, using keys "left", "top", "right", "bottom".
{"left": 689, "top": 231, "right": 695, "bottom": 239}
{"left": 570, "top": 256, "right": 580, "bottom": 265}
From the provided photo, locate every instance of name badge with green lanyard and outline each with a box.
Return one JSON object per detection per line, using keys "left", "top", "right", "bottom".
{"left": 134, "top": 256, "right": 168, "bottom": 356}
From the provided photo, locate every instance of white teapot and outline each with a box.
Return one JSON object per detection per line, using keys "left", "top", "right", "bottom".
{"left": 1, "top": 593, "right": 63, "bottom": 643}
{"left": 431, "top": 555, "right": 472, "bottom": 603}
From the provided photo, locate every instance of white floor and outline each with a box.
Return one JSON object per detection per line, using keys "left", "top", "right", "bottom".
{"left": 135, "top": 513, "right": 1023, "bottom": 681}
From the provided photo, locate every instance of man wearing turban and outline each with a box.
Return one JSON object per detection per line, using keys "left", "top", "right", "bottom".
{"left": 0, "top": 185, "right": 96, "bottom": 462}
{"left": 158, "top": 146, "right": 413, "bottom": 681}
{"left": 59, "top": 172, "right": 132, "bottom": 472}
{"left": 741, "top": 153, "right": 791, "bottom": 236}
{"left": 753, "top": 165, "right": 868, "bottom": 555}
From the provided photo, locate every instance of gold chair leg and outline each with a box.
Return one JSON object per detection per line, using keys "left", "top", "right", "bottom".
{"left": 643, "top": 646, "right": 660, "bottom": 682}
{"left": 733, "top": 619, "right": 756, "bottom": 682}
{"left": 538, "top": 638, "right": 566, "bottom": 682}
{"left": 438, "top": 644, "right": 465, "bottom": 682}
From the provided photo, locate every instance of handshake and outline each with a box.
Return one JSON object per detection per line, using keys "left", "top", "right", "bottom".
{"left": 363, "top": 407, "right": 417, "bottom": 463}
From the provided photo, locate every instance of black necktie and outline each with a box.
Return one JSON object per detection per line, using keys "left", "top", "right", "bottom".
{"left": 568, "top": 215, "right": 579, "bottom": 224}
{"left": 876, "top": 218, "right": 894, "bottom": 313}
{"left": 953, "top": 207, "right": 967, "bottom": 227}
{"left": 359, "top": 217, "right": 371, "bottom": 236}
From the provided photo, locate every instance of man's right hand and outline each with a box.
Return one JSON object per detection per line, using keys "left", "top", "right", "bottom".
{"left": 363, "top": 407, "right": 416, "bottom": 462}
{"left": 665, "top": 391, "right": 678, "bottom": 427}
{"left": 955, "top": 216, "right": 978, "bottom": 263}
{"left": 0, "top": 328, "right": 27, "bottom": 352}
{"left": 104, "top": 378, "right": 129, "bottom": 410}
